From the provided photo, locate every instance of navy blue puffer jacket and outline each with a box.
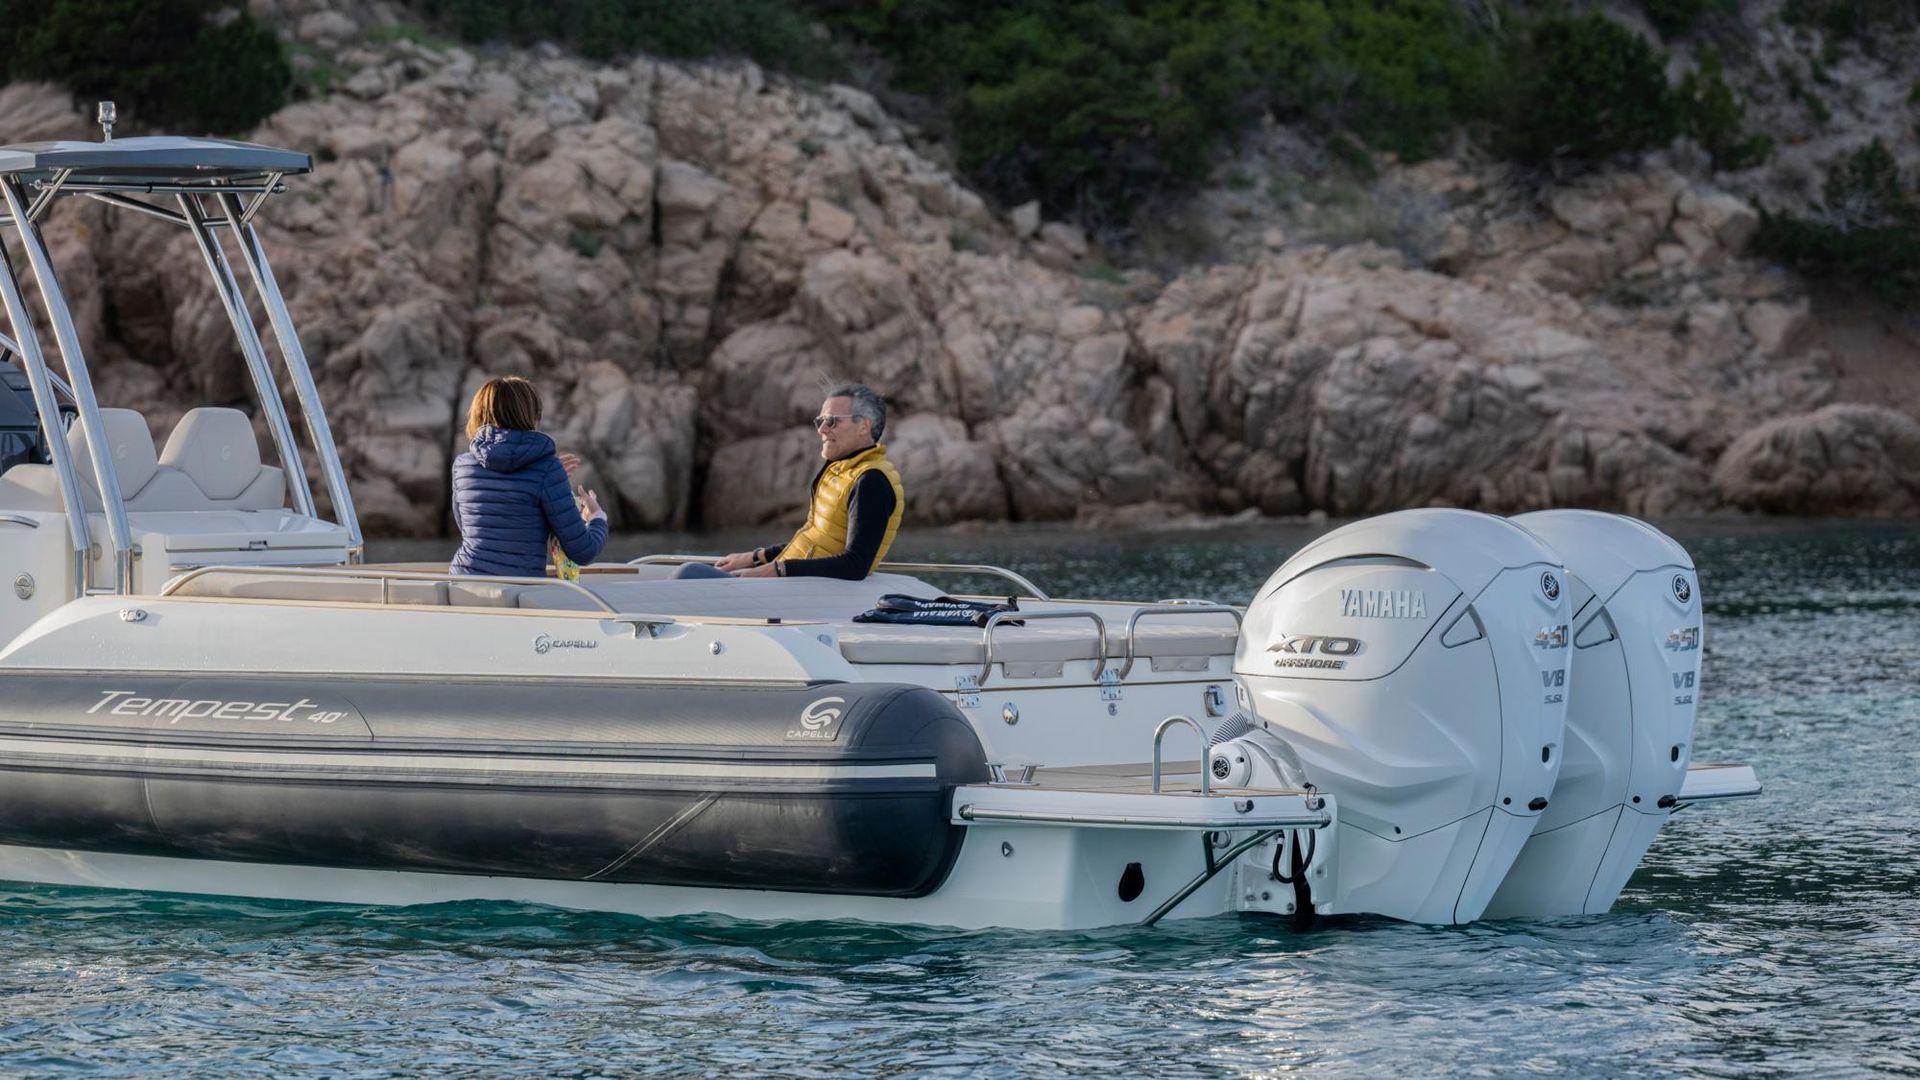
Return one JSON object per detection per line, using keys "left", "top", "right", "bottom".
{"left": 450, "top": 427, "right": 608, "bottom": 577}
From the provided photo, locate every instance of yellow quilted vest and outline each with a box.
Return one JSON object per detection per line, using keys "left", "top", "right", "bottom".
{"left": 782, "top": 444, "right": 905, "bottom": 572}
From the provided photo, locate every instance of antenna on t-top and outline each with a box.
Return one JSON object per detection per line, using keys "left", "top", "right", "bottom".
{"left": 96, "top": 101, "right": 116, "bottom": 141}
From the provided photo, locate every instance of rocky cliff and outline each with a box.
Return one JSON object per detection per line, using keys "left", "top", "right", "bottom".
{"left": 4, "top": 2, "right": 1917, "bottom": 535}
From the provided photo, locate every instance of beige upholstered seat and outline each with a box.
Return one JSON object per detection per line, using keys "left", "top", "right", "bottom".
{"left": 158, "top": 407, "right": 286, "bottom": 510}
{"left": 0, "top": 408, "right": 200, "bottom": 511}
{"left": 0, "top": 407, "right": 287, "bottom": 512}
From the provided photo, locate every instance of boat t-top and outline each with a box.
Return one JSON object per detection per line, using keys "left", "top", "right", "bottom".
{"left": 0, "top": 115, "right": 1758, "bottom": 930}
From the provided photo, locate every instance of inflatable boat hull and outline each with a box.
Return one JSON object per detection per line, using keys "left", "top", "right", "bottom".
{"left": 0, "top": 674, "right": 987, "bottom": 897}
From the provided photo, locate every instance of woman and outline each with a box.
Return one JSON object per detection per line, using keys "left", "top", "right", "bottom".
{"left": 450, "top": 376, "right": 607, "bottom": 577}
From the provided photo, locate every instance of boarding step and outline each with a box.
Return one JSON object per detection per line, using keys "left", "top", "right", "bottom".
{"left": 1676, "top": 762, "right": 1762, "bottom": 803}
{"left": 952, "top": 761, "right": 1333, "bottom": 831}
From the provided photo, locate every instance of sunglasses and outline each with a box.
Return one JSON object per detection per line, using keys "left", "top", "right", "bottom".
{"left": 813, "top": 414, "right": 862, "bottom": 431}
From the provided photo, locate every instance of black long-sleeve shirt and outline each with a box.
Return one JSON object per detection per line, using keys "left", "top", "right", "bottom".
{"left": 766, "top": 470, "right": 898, "bottom": 581}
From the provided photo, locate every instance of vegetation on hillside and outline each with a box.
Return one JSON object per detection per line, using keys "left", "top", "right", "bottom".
{"left": 412, "top": 0, "right": 834, "bottom": 73}
{"left": 0, "top": 0, "right": 289, "bottom": 134}
{"left": 1754, "top": 140, "right": 1920, "bottom": 305}
{"left": 0, "top": 0, "right": 1762, "bottom": 218}
{"left": 815, "top": 0, "right": 1499, "bottom": 225}
{"left": 399, "top": 0, "right": 1756, "bottom": 229}
{"left": 15, "top": 0, "right": 1909, "bottom": 308}
{"left": 1494, "top": 13, "right": 1677, "bottom": 166}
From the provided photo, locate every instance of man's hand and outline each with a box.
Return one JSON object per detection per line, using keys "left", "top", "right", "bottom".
{"left": 713, "top": 550, "right": 757, "bottom": 572}
{"left": 559, "top": 452, "right": 582, "bottom": 475}
{"left": 732, "top": 561, "right": 780, "bottom": 578}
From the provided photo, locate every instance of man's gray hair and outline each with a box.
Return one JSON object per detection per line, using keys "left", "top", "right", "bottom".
{"left": 826, "top": 381, "right": 888, "bottom": 441}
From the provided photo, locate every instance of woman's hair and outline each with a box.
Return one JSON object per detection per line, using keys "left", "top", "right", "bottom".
{"left": 467, "top": 376, "right": 542, "bottom": 438}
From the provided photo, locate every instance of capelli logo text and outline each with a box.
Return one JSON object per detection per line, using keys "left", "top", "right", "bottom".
{"left": 533, "top": 634, "right": 599, "bottom": 655}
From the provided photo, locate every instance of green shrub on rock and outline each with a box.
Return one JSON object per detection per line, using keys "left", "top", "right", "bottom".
{"left": 417, "top": 0, "right": 831, "bottom": 71}
{"left": 1495, "top": 14, "right": 1680, "bottom": 166}
{"left": 818, "top": 0, "right": 1495, "bottom": 227}
{"left": 1677, "top": 49, "right": 1771, "bottom": 171}
{"left": 1639, "top": 0, "right": 1736, "bottom": 38}
{"left": 1782, "top": 0, "right": 1919, "bottom": 43}
{"left": 1753, "top": 140, "right": 1920, "bottom": 306}
{"left": 0, "top": 0, "right": 289, "bottom": 135}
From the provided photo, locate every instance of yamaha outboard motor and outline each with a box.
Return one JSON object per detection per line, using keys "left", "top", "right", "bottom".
{"left": 1483, "top": 511, "right": 1702, "bottom": 917}
{"left": 1232, "top": 509, "right": 1570, "bottom": 924}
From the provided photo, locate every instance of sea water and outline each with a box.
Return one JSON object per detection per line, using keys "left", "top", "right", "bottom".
{"left": 1, "top": 521, "right": 1914, "bottom": 1076}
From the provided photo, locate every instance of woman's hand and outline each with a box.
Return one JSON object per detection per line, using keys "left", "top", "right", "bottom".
{"left": 559, "top": 452, "right": 582, "bottom": 475}
{"left": 713, "top": 550, "right": 758, "bottom": 572}
{"left": 732, "top": 561, "right": 780, "bottom": 578}
{"left": 579, "top": 487, "right": 606, "bottom": 522}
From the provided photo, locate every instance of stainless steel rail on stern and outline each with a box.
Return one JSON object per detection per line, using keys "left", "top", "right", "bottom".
{"left": 977, "top": 608, "right": 1109, "bottom": 685}
{"left": 1118, "top": 604, "right": 1243, "bottom": 679}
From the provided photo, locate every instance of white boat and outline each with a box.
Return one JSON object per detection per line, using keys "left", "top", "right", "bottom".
{"left": 0, "top": 119, "right": 1758, "bottom": 931}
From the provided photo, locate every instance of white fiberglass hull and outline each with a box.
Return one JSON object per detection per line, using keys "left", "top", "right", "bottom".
{"left": 0, "top": 823, "right": 1242, "bottom": 932}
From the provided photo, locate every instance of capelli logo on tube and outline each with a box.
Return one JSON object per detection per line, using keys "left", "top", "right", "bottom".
{"left": 787, "top": 696, "right": 847, "bottom": 741}
{"left": 533, "top": 633, "right": 599, "bottom": 655}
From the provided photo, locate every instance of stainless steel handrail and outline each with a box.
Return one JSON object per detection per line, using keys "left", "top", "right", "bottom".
{"left": 877, "top": 561, "right": 1050, "bottom": 599}
{"left": 1151, "top": 715, "right": 1211, "bottom": 796}
{"left": 179, "top": 192, "right": 317, "bottom": 519}
{"left": 627, "top": 554, "right": 1051, "bottom": 599}
{"left": 1118, "top": 604, "right": 1244, "bottom": 679}
{"left": 978, "top": 609, "right": 1108, "bottom": 685}
{"left": 221, "top": 196, "right": 362, "bottom": 556}
{"left": 0, "top": 514, "right": 40, "bottom": 528}
{"left": 0, "top": 178, "right": 115, "bottom": 595}
{"left": 161, "top": 564, "right": 621, "bottom": 615}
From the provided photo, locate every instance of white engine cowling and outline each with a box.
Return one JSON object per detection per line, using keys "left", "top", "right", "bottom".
{"left": 1483, "top": 510, "right": 1703, "bottom": 917}
{"left": 1234, "top": 508, "right": 1571, "bottom": 924}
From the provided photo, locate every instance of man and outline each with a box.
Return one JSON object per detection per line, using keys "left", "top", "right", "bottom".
{"left": 713, "top": 383, "right": 905, "bottom": 581}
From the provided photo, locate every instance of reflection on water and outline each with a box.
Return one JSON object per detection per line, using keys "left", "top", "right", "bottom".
{"left": 3, "top": 520, "right": 1916, "bottom": 1075}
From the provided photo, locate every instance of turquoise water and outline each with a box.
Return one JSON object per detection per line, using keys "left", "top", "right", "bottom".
{"left": 2, "top": 521, "right": 1915, "bottom": 1076}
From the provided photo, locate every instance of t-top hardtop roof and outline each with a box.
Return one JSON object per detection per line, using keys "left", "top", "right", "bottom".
{"left": 0, "top": 135, "right": 310, "bottom": 184}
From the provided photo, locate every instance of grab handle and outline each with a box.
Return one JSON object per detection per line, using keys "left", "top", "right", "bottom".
{"left": 1119, "top": 604, "right": 1243, "bottom": 679}
{"left": 1152, "top": 714, "right": 1211, "bottom": 797}
{"left": 979, "top": 609, "right": 1109, "bottom": 686}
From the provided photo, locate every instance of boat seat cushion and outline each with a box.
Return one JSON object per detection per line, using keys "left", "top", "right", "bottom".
{"left": 70, "top": 408, "right": 161, "bottom": 497}
{"left": 159, "top": 407, "right": 287, "bottom": 509}
{"left": 1, "top": 407, "right": 286, "bottom": 513}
